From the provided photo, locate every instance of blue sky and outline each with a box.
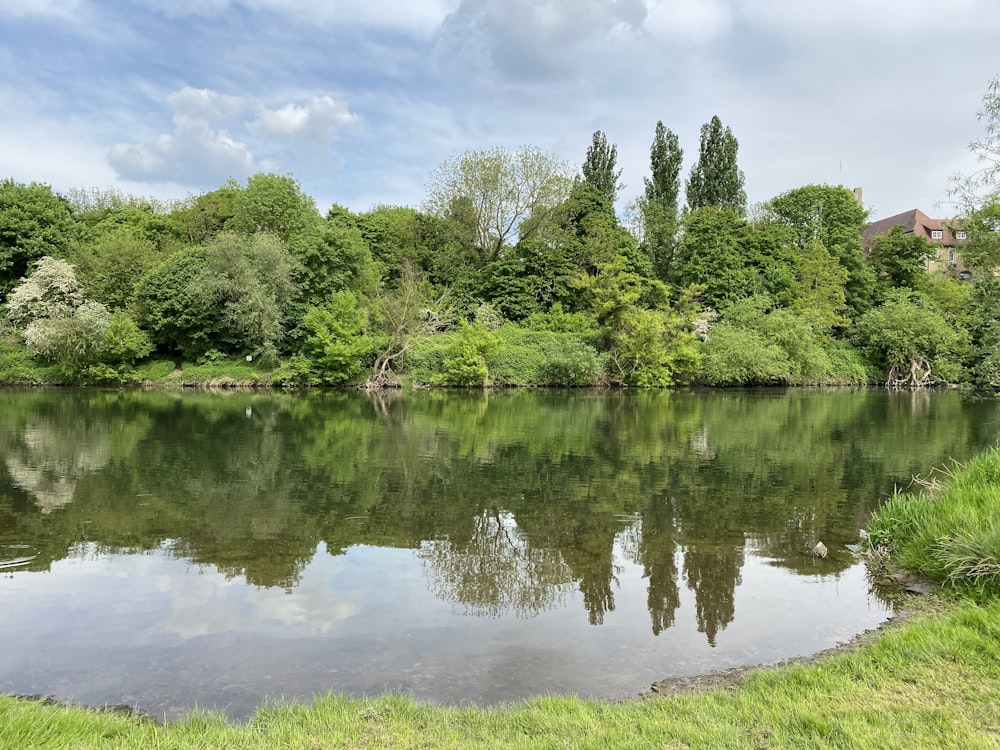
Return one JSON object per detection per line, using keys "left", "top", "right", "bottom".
{"left": 1, "top": 0, "right": 998, "bottom": 221}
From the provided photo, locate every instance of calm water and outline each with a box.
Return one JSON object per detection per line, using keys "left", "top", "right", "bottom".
{"left": 1, "top": 387, "right": 998, "bottom": 719}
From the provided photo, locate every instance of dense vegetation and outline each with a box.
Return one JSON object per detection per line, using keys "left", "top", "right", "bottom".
{"left": 3, "top": 91, "right": 1000, "bottom": 388}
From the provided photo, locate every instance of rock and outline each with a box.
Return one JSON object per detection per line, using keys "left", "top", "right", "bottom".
{"left": 812, "top": 542, "right": 828, "bottom": 558}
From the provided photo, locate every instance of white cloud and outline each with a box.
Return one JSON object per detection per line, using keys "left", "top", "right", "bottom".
{"left": 644, "top": 0, "right": 734, "bottom": 43}
{"left": 107, "top": 88, "right": 360, "bottom": 188}
{"left": 437, "top": 0, "right": 651, "bottom": 82}
{"left": 167, "top": 87, "right": 247, "bottom": 125}
{"left": 109, "top": 116, "right": 256, "bottom": 186}
{"left": 248, "top": 96, "right": 359, "bottom": 142}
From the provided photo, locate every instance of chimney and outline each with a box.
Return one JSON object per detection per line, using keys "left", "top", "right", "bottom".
{"left": 852, "top": 187, "right": 863, "bottom": 206}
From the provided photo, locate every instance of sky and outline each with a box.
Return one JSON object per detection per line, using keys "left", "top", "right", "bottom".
{"left": 1, "top": 1, "right": 998, "bottom": 222}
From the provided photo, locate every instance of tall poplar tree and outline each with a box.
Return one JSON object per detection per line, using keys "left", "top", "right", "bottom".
{"left": 641, "top": 121, "right": 683, "bottom": 281}
{"left": 685, "top": 115, "right": 746, "bottom": 216}
{"left": 581, "top": 130, "right": 623, "bottom": 209}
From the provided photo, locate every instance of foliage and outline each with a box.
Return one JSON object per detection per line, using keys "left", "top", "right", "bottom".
{"left": 69, "top": 225, "right": 160, "bottom": 311}
{"left": 580, "top": 255, "right": 699, "bottom": 386}
{"left": 640, "top": 121, "right": 684, "bottom": 281}
{"left": 22, "top": 300, "right": 111, "bottom": 371}
{"left": 672, "top": 207, "right": 761, "bottom": 307}
{"left": 580, "top": 130, "right": 622, "bottom": 208}
{"left": 292, "top": 220, "right": 377, "bottom": 307}
{"left": 700, "top": 297, "right": 833, "bottom": 385}
{"left": 685, "top": 115, "right": 746, "bottom": 216}
{"left": 0, "top": 179, "right": 79, "bottom": 297}
{"left": 136, "top": 247, "right": 218, "bottom": 359}
{"left": 855, "top": 291, "right": 969, "bottom": 386}
{"left": 424, "top": 146, "right": 573, "bottom": 262}
{"left": 366, "top": 264, "right": 454, "bottom": 388}
{"left": 522, "top": 303, "right": 596, "bottom": 334}
{"left": 959, "top": 190, "right": 1000, "bottom": 271}
{"left": 229, "top": 173, "right": 321, "bottom": 241}
{"left": 294, "top": 291, "right": 374, "bottom": 384}
{"left": 189, "top": 232, "right": 298, "bottom": 358}
{"left": 168, "top": 182, "right": 240, "bottom": 243}
{"left": 437, "top": 320, "right": 498, "bottom": 386}
{"left": 104, "top": 309, "right": 153, "bottom": 364}
{"left": 867, "top": 225, "right": 936, "bottom": 298}
{"left": 764, "top": 184, "right": 872, "bottom": 317}
{"left": 5, "top": 256, "right": 84, "bottom": 326}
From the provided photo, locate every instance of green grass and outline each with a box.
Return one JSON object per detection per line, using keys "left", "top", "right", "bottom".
{"left": 867, "top": 449, "right": 1000, "bottom": 599}
{"left": 3, "top": 597, "right": 1000, "bottom": 749}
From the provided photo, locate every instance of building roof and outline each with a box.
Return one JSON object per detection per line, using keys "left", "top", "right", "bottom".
{"left": 863, "top": 208, "right": 964, "bottom": 247}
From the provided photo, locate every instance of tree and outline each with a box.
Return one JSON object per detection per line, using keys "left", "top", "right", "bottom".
{"left": 424, "top": 146, "right": 573, "bottom": 263}
{"left": 229, "top": 173, "right": 321, "bottom": 241}
{"left": 295, "top": 291, "right": 374, "bottom": 384}
{"left": 685, "top": 116, "right": 746, "bottom": 216}
{"left": 168, "top": 182, "right": 240, "bottom": 243}
{"left": 365, "top": 263, "right": 454, "bottom": 389}
{"left": 867, "top": 225, "right": 936, "bottom": 299}
{"left": 765, "top": 184, "right": 873, "bottom": 317}
{"left": 581, "top": 130, "right": 622, "bottom": 208}
{"left": 0, "top": 180, "right": 78, "bottom": 297}
{"left": 672, "top": 207, "right": 761, "bottom": 307}
{"left": 6, "top": 255, "right": 84, "bottom": 327}
{"left": 5, "top": 255, "right": 149, "bottom": 374}
{"left": 855, "top": 292, "right": 969, "bottom": 386}
{"left": 189, "top": 232, "right": 298, "bottom": 358}
{"left": 69, "top": 225, "right": 160, "bottom": 311}
{"left": 640, "top": 121, "right": 684, "bottom": 280}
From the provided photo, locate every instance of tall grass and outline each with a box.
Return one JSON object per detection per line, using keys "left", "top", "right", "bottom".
{"left": 867, "top": 449, "right": 1000, "bottom": 599}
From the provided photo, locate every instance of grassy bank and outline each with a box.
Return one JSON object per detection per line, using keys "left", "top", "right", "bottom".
{"left": 5, "top": 450, "right": 1000, "bottom": 748}
{"left": 867, "top": 448, "right": 1000, "bottom": 600}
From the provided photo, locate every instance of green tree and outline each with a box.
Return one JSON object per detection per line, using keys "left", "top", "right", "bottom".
{"left": 136, "top": 247, "right": 218, "bottom": 359}
{"left": 292, "top": 220, "right": 377, "bottom": 308}
{"left": 168, "top": 182, "right": 240, "bottom": 244}
{"left": 685, "top": 116, "right": 746, "bottom": 216}
{"left": 229, "top": 173, "right": 321, "bottom": 241}
{"left": 640, "top": 121, "right": 683, "bottom": 280}
{"left": 189, "top": 232, "right": 297, "bottom": 358}
{"left": 0, "top": 180, "right": 78, "bottom": 297}
{"left": 424, "top": 146, "right": 573, "bottom": 262}
{"left": 69, "top": 226, "right": 160, "bottom": 311}
{"left": 580, "top": 130, "right": 622, "bottom": 208}
{"left": 765, "top": 184, "right": 873, "bottom": 317}
{"left": 855, "top": 292, "right": 969, "bottom": 386}
{"left": 672, "top": 207, "right": 760, "bottom": 307}
{"left": 580, "top": 255, "right": 699, "bottom": 386}
{"left": 295, "top": 291, "right": 374, "bottom": 384}
{"left": 867, "top": 225, "right": 936, "bottom": 299}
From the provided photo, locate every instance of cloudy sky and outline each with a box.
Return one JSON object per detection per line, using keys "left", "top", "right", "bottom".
{"left": 1, "top": 0, "right": 998, "bottom": 221}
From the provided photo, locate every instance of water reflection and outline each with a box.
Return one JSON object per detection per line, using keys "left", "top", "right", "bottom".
{"left": 0, "top": 388, "right": 998, "bottom": 715}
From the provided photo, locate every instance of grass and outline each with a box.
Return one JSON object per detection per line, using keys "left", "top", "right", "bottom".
{"left": 867, "top": 449, "right": 1000, "bottom": 599}
{"left": 7, "top": 448, "right": 1000, "bottom": 748}
{"left": 2, "top": 597, "right": 1000, "bottom": 749}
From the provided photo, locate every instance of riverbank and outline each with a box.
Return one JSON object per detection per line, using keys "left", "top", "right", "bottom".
{"left": 1, "top": 596, "right": 998, "bottom": 748}
{"left": 4, "top": 443, "right": 999, "bottom": 748}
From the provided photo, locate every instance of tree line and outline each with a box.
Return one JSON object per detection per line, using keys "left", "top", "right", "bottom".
{"left": 2, "top": 94, "right": 1000, "bottom": 388}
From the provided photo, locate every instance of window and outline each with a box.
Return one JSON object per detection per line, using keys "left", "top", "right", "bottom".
{"left": 931, "top": 229, "right": 943, "bottom": 239}
{"left": 949, "top": 249, "right": 957, "bottom": 263}
{"left": 956, "top": 230, "right": 967, "bottom": 240}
